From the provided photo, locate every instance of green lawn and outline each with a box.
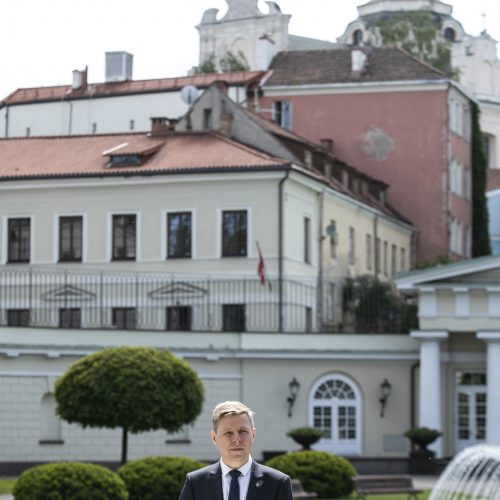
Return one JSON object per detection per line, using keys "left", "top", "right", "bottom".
{"left": 0, "top": 478, "right": 432, "bottom": 499}
{"left": 0, "top": 477, "right": 16, "bottom": 493}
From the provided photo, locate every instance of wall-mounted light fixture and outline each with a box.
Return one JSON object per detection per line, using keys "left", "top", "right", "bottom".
{"left": 379, "top": 378, "right": 392, "bottom": 418}
{"left": 287, "top": 377, "right": 300, "bottom": 417}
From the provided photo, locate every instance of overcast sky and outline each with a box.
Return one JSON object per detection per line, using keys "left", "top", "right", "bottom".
{"left": 0, "top": 0, "right": 498, "bottom": 99}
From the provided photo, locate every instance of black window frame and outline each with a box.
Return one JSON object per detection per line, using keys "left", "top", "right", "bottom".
{"left": 7, "top": 309, "right": 30, "bottom": 327}
{"left": 222, "top": 210, "right": 247, "bottom": 257}
{"left": 112, "top": 214, "right": 136, "bottom": 261}
{"left": 59, "top": 216, "right": 83, "bottom": 263}
{"left": 59, "top": 308, "right": 81, "bottom": 329}
{"left": 167, "top": 212, "right": 192, "bottom": 259}
{"left": 304, "top": 217, "right": 311, "bottom": 264}
{"left": 112, "top": 307, "right": 136, "bottom": 330}
{"left": 166, "top": 306, "right": 192, "bottom": 331}
{"left": 222, "top": 304, "right": 245, "bottom": 332}
{"left": 8, "top": 218, "right": 31, "bottom": 264}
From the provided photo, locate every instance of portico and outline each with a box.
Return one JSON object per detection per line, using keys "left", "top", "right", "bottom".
{"left": 396, "top": 255, "right": 500, "bottom": 457}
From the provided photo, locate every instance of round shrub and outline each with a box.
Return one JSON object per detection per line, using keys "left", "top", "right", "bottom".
{"left": 13, "top": 462, "right": 128, "bottom": 500}
{"left": 118, "top": 456, "right": 205, "bottom": 500}
{"left": 265, "top": 450, "right": 356, "bottom": 499}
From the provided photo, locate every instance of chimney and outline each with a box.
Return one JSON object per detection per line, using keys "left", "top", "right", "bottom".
{"left": 105, "top": 51, "right": 133, "bottom": 83}
{"left": 351, "top": 48, "right": 367, "bottom": 73}
{"left": 220, "top": 114, "right": 233, "bottom": 137}
{"left": 320, "top": 138, "right": 334, "bottom": 154}
{"left": 150, "top": 117, "right": 177, "bottom": 136}
{"left": 71, "top": 67, "right": 88, "bottom": 91}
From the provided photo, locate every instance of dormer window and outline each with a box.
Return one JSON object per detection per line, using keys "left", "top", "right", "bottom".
{"left": 102, "top": 140, "right": 163, "bottom": 168}
{"left": 109, "top": 154, "right": 142, "bottom": 167}
{"left": 304, "top": 150, "right": 313, "bottom": 168}
{"left": 342, "top": 170, "right": 349, "bottom": 188}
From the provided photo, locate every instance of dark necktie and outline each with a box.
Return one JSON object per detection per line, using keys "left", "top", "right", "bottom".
{"left": 228, "top": 469, "right": 241, "bottom": 500}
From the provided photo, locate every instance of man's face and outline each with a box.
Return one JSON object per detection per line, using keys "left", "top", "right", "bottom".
{"left": 211, "top": 414, "right": 256, "bottom": 467}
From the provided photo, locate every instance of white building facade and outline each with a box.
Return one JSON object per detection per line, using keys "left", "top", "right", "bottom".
{"left": 0, "top": 120, "right": 416, "bottom": 471}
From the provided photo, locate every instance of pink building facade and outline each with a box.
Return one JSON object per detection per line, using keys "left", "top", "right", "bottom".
{"left": 259, "top": 48, "right": 473, "bottom": 263}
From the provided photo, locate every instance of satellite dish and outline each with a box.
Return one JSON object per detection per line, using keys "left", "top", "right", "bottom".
{"left": 326, "top": 222, "right": 336, "bottom": 237}
{"left": 181, "top": 85, "right": 198, "bottom": 105}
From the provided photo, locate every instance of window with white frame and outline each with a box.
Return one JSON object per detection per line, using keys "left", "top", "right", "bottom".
{"left": 391, "top": 244, "right": 397, "bottom": 277}
{"left": 222, "top": 210, "right": 247, "bottom": 257}
{"left": 329, "top": 220, "right": 337, "bottom": 259}
{"left": 167, "top": 212, "right": 192, "bottom": 258}
{"left": 310, "top": 374, "right": 361, "bottom": 455}
{"left": 375, "top": 237, "right": 381, "bottom": 273}
{"left": 383, "top": 241, "right": 388, "bottom": 276}
{"left": 366, "top": 234, "right": 372, "bottom": 270}
{"left": 59, "top": 216, "right": 83, "bottom": 262}
{"left": 272, "top": 100, "right": 292, "bottom": 130}
{"left": 327, "top": 283, "right": 335, "bottom": 323}
{"left": 400, "top": 247, "right": 406, "bottom": 272}
{"left": 449, "top": 159, "right": 463, "bottom": 196}
{"left": 8, "top": 218, "right": 31, "bottom": 263}
{"left": 450, "top": 217, "right": 464, "bottom": 254}
{"left": 348, "top": 227, "right": 355, "bottom": 265}
{"left": 464, "top": 225, "right": 472, "bottom": 258}
{"left": 304, "top": 217, "right": 311, "bottom": 264}
{"left": 112, "top": 214, "right": 136, "bottom": 261}
{"left": 450, "top": 97, "right": 463, "bottom": 137}
{"left": 464, "top": 167, "right": 472, "bottom": 200}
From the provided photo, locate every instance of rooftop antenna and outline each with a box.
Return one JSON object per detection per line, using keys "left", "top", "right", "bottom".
{"left": 181, "top": 85, "right": 198, "bottom": 130}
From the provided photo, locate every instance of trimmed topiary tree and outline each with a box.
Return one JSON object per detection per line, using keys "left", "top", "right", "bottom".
{"left": 13, "top": 462, "right": 128, "bottom": 500}
{"left": 118, "top": 456, "right": 206, "bottom": 500}
{"left": 265, "top": 450, "right": 356, "bottom": 499}
{"left": 55, "top": 346, "right": 204, "bottom": 464}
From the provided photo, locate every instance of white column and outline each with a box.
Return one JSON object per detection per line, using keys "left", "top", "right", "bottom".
{"left": 411, "top": 330, "right": 448, "bottom": 457}
{"left": 477, "top": 332, "right": 500, "bottom": 445}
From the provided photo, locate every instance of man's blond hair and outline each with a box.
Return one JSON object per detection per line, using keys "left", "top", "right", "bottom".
{"left": 212, "top": 401, "right": 255, "bottom": 431}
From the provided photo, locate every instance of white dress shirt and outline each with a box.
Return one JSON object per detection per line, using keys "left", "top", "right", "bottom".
{"left": 220, "top": 456, "right": 253, "bottom": 500}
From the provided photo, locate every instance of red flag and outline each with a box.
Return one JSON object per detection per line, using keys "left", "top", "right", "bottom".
{"left": 256, "top": 242, "right": 268, "bottom": 287}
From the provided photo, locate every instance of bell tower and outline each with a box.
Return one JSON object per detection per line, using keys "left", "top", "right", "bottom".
{"left": 197, "top": 0, "right": 291, "bottom": 71}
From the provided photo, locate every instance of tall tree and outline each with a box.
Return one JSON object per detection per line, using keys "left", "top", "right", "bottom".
{"left": 55, "top": 346, "right": 204, "bottom": 464}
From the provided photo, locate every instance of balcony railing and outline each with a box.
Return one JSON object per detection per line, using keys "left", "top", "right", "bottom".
{"left": 0, "top": 269, "right": 416, "bottom": 333}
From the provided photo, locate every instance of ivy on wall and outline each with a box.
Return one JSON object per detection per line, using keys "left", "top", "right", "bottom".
{"left": 193, "top": 50, "right": 250, "bottom": 74}
{"left": 471, "top": 101, "right": 491, "bottom": 257}
{"left": 368, "top": 10, "right": 457, "bottom": 78}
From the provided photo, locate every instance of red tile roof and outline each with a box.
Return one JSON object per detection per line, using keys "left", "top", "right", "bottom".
{"left": 266, "top": 47, "right": 446, "bottom": 86}
{"left": 1, "top": 71, "right": 266, "bottom": 106}
{"left": 0, "top": 132, "right": 289, "bottom": 179}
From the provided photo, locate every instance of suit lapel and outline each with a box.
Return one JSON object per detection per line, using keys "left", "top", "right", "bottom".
{"left": 245, "top": 462, "right": 264, "bottom": 500}
{"left": 207, "top": 462, "right": 224, "bottom": 500}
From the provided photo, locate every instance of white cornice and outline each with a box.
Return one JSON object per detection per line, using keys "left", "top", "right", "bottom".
{"left": 263, "top": 80, "right": 449, "bottom": 96}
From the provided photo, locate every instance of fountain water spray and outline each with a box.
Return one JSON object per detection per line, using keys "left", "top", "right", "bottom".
{"left": 430, "top": 445, "right": 500, "bottom": 499}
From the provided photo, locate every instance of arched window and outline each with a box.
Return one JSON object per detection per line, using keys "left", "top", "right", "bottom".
{"left": 353, "top": 29, "right": 363, "bottom": 46}
{"left": 40, "top": 393, "right": 63, "bottom": 443}
{"left": 444, "top": 28, "right": 456, "bottom": 42}
{"left": 309, "top": 374, "right": 361, "bottom": 455}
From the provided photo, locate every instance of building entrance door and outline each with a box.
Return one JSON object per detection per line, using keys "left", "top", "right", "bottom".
{"left": 455, "top": 372, "right": 486, "bottom": 453}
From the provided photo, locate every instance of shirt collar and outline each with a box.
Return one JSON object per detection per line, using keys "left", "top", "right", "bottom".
{"left": 220, "top": 456, "right": 253, "bottom": 477}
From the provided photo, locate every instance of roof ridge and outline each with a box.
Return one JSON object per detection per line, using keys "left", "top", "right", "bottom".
{"left": 207, "top": 130, "right": 292, "bottom": 165}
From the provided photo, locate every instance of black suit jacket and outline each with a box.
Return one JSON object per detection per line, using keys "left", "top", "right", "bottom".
{"left": 179, "top": 460, "right": 293, "bottom": 500}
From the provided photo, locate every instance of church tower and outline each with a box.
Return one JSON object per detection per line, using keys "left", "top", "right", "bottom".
{"left": 196, "top": 0, "right": 291, "bottom": 71}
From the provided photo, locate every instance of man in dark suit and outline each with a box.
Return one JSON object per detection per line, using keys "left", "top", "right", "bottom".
{"left": 179, "top": 401, "right": 293, "bottom": 500}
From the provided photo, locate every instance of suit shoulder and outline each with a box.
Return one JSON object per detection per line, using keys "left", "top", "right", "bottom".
{"left": 186, "top": 462, "right": 219, "bottom": 480}
{"left": 255, "top": 463, "right": 290, "bottom": 480}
